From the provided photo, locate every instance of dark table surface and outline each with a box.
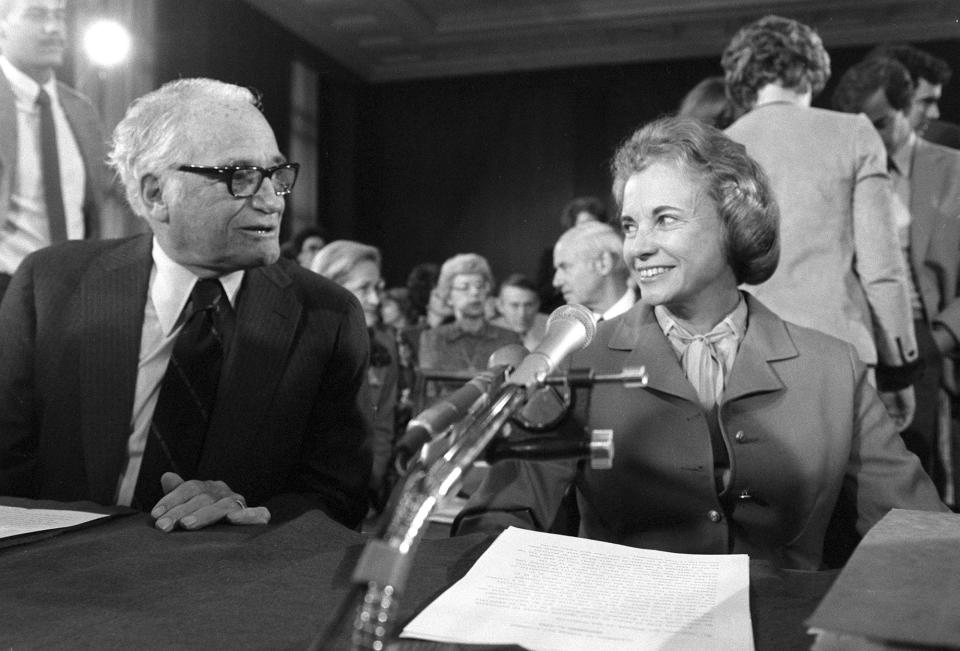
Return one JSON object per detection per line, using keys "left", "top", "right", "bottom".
{"left": 0, "top": 498, "right": 837, "bottom": 650}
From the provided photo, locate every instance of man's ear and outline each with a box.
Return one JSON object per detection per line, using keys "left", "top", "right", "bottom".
{"left": 594, "top": 251, "right": 614, "bottom": 276}
{"left": 140, "top": 174, "right": 168, "bottom": 223}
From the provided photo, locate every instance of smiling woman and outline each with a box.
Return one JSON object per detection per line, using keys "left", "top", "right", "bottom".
{"left": 453, "top": 116, "right": 948, "bottom": 570}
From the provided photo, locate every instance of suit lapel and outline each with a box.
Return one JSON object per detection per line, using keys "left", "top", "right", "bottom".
{"left": 608, "top": 304, "right": 700, "bottom": 404}
{"left": 80, "top": 235, "right": 152, "bottom": 503}
{"left": 724, "top": 296, "right": 794, "bottom": 402}
{"left": 202, "top": 264, "right": 302, "bottom": 458}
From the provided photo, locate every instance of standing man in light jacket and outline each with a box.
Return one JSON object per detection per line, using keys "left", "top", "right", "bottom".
{"left": 0, "top": 0, "right": 109, "bottom": 300}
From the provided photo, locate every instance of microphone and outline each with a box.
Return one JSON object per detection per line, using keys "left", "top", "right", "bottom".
{"left": 393, "top": 344, "right": 527, "bottom": 471}
{"left": 507, "top": 304, "right": 597, "bottom": 390}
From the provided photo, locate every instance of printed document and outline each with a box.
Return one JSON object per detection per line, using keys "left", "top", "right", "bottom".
{"left": 0, "top": 505, "right": 108, "bottom": 539}
{"left": 402, "top": 527, "right": 753, "bottom": 651}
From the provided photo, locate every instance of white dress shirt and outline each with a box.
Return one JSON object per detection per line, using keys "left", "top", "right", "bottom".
{"left": 0, "top": 56, "right": 86, "bottom": 274}
{"left": 114, "top": 240, "right": 244, "bottom": 506}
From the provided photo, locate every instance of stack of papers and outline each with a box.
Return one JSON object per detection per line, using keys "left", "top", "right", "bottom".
{"left": 0, "top": 505, "right": 108, "bottom": 540}
{"left": 402, "top": 527, "right": 753, "bottom": 650}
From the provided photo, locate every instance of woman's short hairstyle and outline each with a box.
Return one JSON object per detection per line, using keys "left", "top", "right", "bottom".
{"left": 109, "top": 78, "right": 259, "bottom": 219}
{"left": 832, "top": 57, "right": 914, "bottom": 115}
{"left": 309, "top": 239, "right": 382, "bottom": 285}
{"left": 610, "top": 116, "right": 780, "bottom": 285}
{"left": 435, "top": 253, "right": 494, "bottom": 305}
{"left": 721, "top": 15, "right": 831, "bottom": 111}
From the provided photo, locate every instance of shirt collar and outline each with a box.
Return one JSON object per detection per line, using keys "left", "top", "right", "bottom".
{"left": 599, "top": 287, "right": 636, "bottom": 321}
{"left": 0, "top": 55, "right": 59, "bottom": 106}
{"left": 890, "top": 131, "right": 916, "bottom": 179}
{"left": 150, "top": 238, "right": 244, "bottom": 336}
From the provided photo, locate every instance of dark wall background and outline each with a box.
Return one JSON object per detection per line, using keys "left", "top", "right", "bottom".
{"left": 147, "top": 4, "right": 959, "bottom": 288}
{"left": 356, "top": 39, "right": 960, "bottom": 287}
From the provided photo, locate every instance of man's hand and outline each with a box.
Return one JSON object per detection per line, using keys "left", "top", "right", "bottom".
{"left": 150, "top": 472, "right": 271, "bottom": 533}
{"left": 878, "top": 385, "right": 916, "bottom": 433}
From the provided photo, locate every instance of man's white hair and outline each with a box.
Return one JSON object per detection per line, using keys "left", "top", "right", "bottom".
{"left": 108, "top": 78, "right": 258, "bottom": 218}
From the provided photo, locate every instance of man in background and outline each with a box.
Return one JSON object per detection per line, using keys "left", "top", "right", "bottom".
{"left": 553, "top": 220, "right": 635, "bottom": 322}
{"left": 868, "top": 43, "right": 954, "bottom": 146}
{"left": 491, "top": 273, "right": 548, "bottom": 351}
{"left": 0, "top": 78, "right": 371, "bottom": 531}
{"left": 834, "top": 56, "right": 960, "bottom": 502}
{"left": 0, "top": 0, "right": 108, "bottom": 299}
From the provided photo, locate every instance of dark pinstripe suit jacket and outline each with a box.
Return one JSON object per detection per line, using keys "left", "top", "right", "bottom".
{"left": 0, "top": 234, "right": 372, "bottom": 528}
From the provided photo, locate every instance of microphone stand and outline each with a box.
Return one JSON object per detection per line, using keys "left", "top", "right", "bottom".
{"left": 349, "top": 383, "right": 529, "bottom": 650}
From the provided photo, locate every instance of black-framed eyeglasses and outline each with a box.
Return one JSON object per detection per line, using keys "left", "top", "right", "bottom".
{"left": 177, "top": 163, "right": 300, "bottom": 198}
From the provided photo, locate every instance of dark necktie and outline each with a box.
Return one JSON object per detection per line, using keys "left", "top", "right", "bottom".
{"left": 134, "top": 279, "right": 232, "bottom": 509}
{"left": 36, "top": 88, "right": 67, "bottom": 243}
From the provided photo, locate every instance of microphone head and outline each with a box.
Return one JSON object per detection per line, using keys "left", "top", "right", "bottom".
{"left": 487, "top": 343, "right": 528, "bottom": 370}
{"left": 546, "top": 304, "right": 597, "bottom": 351}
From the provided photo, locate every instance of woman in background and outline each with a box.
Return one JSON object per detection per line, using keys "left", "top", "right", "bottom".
{"left": 311, "top": 240, "right": 399, "bottom": 509}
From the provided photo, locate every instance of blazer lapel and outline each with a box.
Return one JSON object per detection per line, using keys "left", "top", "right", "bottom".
{"left": 723, "top": 295, "right": 795, "bottom": 403}
{"left": 80, "top": 235, "right": 152, "bottom": 503}
{"left": 608, "top": 303, "right": 701, "bottom": 404}
{"left": 202, "top": 264, "right": 302, "bottom": 455}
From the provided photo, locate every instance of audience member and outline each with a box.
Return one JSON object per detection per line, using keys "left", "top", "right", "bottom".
{"left": 281, "top": 224, "right": 327, "bottom": 268}
{"left": 0, "top": 78, "right": 371, "bottom": 531}
{"left": 553, "top": 220, "right": 635, "bottom": 322}
{"left": 380, "top": 286, "right": 412, "bottom": 331}
{"left": 311, "top": 240, "right": 399, "bottom": 509}
{"left": 723, "top": 15, "right": 920, "bottom": 429}
{"left": 453, "top": 116, "right": 948, "bottom": 569}
{"left": 0, "top": 0, "right": 110, "bottom": 300}
{"left": 539, "top": 196, "right": 610, "bottom": 312}
{"left": 491, "top": 273, "right": 548, "bottom": 351}
{"left": 833, "top": 56, "right": 960, "bottom": 499}
{"left": 867, "top": 43, "right": 952, "bottom": 141}
{"left": 418, "top": 253, "right": 520, "bottom": 395}
{"left": 401, "top": 261, "right": 451, "bottom": 368}
{"left": 678, "top": 75, "right": 736, "bottom": 129}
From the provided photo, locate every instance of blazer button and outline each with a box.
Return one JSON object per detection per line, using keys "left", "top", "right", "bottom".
{"left": 708, "top": 509, "right": 722, "bottom": 523}
{"left": 734, "top": 430, "right": 745, "bottom": 442}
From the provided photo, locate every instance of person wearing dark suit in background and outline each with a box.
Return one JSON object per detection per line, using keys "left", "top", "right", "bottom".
{"left": 0, "top": 78, "right": 371, "bottom": 532}
{"left": 454, "top": 116, "right": 948, "bottom": 569}
{"left": 0, "top": 0, "right": 109, "bottom": 301}
{"left": 723, "top": 15, "right": 920, "bottom": 431}
{"left": 834, "top": 57, "right": 960, "bottom": 503}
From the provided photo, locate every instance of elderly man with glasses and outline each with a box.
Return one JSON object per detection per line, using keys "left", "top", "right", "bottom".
{"left": 0, "top": 78, "right": 372, "bottom": 533}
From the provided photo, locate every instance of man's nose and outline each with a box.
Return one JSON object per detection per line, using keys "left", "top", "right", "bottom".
{"left": 252, "top": 177, "right": 285, "bottom": 213}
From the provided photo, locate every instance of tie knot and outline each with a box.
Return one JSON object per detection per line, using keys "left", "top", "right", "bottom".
{"left": 36, "top": 88, "right": 50, "bottom": 107}
{"left": 189, "top": 278, "right": 224, "bottom": 315}
{"left": 670, "top": 321, "right": 734, "bottom": 347}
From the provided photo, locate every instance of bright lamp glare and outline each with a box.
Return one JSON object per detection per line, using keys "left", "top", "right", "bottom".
{"left": 83, "top": 19, "right": 131, "bottom": 67}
